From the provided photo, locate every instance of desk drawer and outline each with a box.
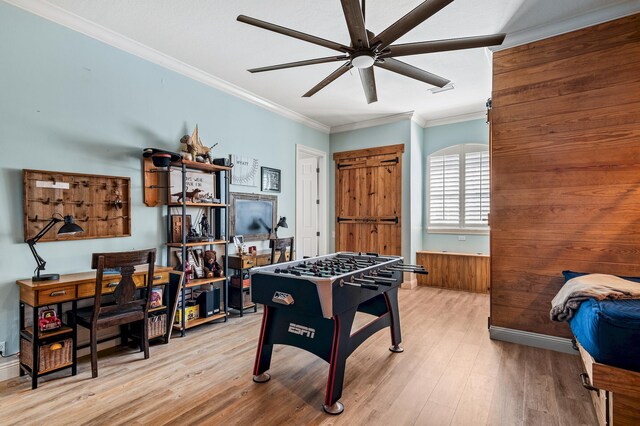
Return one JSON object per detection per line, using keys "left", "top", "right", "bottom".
{"left": 102, "top": 275, "right": 147, "bottom": 294}
{"left": 227, "top": 256, "right": 255, "bottom": 270}
{"left": 152, "top": 271, "right": 169, "bottom": 284}
{"left": 37, "top": 286, "right": 76, "bottom": 305}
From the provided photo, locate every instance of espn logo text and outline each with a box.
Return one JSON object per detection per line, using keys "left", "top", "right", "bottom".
{"left": 288, "top": 323, "right": 315, "bottom": 339}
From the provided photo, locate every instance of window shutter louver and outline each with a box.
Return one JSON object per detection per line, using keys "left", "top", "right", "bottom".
{"left": 464, "top": 151, "right": 490, "bottom": 227}
{"left": 428, "top": 153, "right": 460, "bottom": 226}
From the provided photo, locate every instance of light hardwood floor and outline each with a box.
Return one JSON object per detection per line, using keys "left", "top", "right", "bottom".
{"left": 0, "top": 288, "right": 597, "bottom": 425}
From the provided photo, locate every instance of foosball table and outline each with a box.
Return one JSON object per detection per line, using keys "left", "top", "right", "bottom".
{"left": 250, "top": 252, "right": 427, "bottom": 414}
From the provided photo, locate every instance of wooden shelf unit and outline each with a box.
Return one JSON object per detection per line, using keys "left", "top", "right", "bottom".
{"left": 164, "top": 160, "right": 230, "bottom": 336}
{"left": 166, "top": 240, "right": 226, "bottom": 248}
{"left": 172, "top": 312, "right": 227, "bottom": 330}
{"left": 22, "top": 325, "right": 73, "bottom": 339}
{"left": 185, "top": 276, "right": 226, "bottom": 288}
{"left": 167, "top": 202, "right": 228, "bottom": 208}
{"left": 170, "top": 160, "right": 232, "bottom": 173}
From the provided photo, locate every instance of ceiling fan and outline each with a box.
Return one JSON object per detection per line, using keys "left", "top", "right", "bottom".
{"left": 237, "top": 0, "right": 506, "bottom": 104}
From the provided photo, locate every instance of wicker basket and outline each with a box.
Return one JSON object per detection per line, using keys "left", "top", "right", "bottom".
{"left": 20, "top": 338, "right": 72, "bottom": 373}
{"left": 148, "top": 314, "right": 166, "bottom": 339}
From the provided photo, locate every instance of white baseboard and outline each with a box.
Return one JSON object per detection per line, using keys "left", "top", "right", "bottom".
{"left": 0, "top": 358, "right": 20, "bottom": 382}
{"left": 489, "top": 326, "right": 577, "bottom": 355}
{"left": 401, "top": 272, "right": 418, "bottom": 290}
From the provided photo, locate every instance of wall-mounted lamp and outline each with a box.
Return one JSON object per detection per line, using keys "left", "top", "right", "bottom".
{"left": 27, "top": 215, "right": 84, "bottom": 281}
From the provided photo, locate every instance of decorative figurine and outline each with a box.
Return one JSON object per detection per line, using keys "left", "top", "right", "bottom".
{"left": 38, "top": 308, "right": 61, "bottom": 332}
{"left": 203, "top": 250, "right": 224, "bottom": 278}
{"left": 199, "top": 212, "right": 210, "bottom": 238}
{"left": 179, "top": 125, "right": 215, "bottom": 163}
{"left": 184, "top": 262, "right": 192, "bottom": 283}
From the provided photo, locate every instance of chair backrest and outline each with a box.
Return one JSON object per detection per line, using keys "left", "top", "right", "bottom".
{"left": 91, "top": 249, "right": 156, "bottom": 321}
{"left": 269, "top": 237, "right": 294, "bottom": 264}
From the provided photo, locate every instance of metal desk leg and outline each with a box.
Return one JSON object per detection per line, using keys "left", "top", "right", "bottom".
{"left": 71, "top": 300, "right": 77, "bottom": 376}
{"left": 31, "top": 305, "right": 39, "bottom": 390}
{"left": 19, "top": 303, "right": 25, "bottom": 377}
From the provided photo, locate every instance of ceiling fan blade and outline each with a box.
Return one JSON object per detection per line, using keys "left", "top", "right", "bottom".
{"left": 237, "top": 15, "right": 352, "bottom": 53}
{"left": 248, "top": 55, "right": 349, "bottom": 73}
{"left": 380, "top": 33, "right": 507, "bottom": 58}
{"left": 340, "top": 0, "right": 369, "bottom": 49}
{"left": 376, "top": 58, "right": 449, "bottom": 87}
{"left": 303, "top": 63, "right": 353, "bottom": 98}
{"left": 358, "top": 67, "right": 378, "bottom": 104}
{"left": 370, "top": 0, "right": 453, "bottom": 50}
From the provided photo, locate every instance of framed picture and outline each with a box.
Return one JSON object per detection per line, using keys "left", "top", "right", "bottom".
{"left": 187, "top": 249, "right": 201, "bottom": 279}
{"left": 230, "top": 154, "right": 260, "bottom": 187}
{"left": 261, "top": 167, "right": 281, "bottom": 193}
{"left": 171, "top": 214, "right": 192, "bottom": 243}
{"left": 168, "top": 169, "right": 217, "bottom": 204}
{"left": 192, "top": 248, "right": 205, "bottom": 278}
{"left": 150, "top": 287, "right": 164, "bottom": 308}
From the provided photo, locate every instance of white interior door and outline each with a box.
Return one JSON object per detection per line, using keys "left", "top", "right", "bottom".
{"left": 298, "top": 156, "right": 319, "bottom": 258}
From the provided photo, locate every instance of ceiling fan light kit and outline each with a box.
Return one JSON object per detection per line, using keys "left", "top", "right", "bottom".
{"left": 351, "top": 52, "right": 375, "bottom": 69}
{"left": 238, "top": 0, "right": 505, "bottom": 104}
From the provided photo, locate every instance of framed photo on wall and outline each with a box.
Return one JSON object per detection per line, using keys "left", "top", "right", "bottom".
{"left": 261, "top": 167, "right": 281, "bottom": 193}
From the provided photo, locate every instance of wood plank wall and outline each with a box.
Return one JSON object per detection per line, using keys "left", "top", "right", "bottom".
{"left": 490, "top": 14, "right": 640, "bottom": 338}
{"left": 416, "top": 251, "right": 490, "bottom": 293}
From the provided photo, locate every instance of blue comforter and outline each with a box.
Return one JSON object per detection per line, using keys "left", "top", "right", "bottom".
{"left": 570, "top": 298, "right": 640, "bottom": 372}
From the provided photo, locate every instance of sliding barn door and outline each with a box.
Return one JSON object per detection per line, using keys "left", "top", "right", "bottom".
{"left": 334, "top": 144, "right": 404, "bottom": 255}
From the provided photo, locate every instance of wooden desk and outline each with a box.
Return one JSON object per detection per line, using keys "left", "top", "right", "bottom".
{"left": 16, "top": 265, "right": 172, "bottom": 389}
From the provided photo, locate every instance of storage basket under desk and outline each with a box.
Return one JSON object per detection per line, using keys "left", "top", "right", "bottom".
{"left": 148, "top": 313, "right": 167, "bottom": 339}
{"left": 20, "top": 337, "right": 73, "bottom": 373}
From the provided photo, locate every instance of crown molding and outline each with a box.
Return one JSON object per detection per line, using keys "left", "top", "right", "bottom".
{"left": 330, "top": 111, "right": 415, "bottom": 134}
{"left": 424, "top": 110, "right": 486, "bottom": 128}
{"left": 329, "top": 109, "right": 487, "bottom": 134}
{"left": 3, "top": 0, "right": 330, "bottom": 134}
{"left": 493, "top": 1, "right": 640, "bottom": 51}
{"left": 410, "top": 112, "right": 428, "bottom": 128}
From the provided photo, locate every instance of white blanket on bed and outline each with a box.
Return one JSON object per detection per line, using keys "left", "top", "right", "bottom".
{"left": 550, "top": 273, "right": 640, "bottom": 322}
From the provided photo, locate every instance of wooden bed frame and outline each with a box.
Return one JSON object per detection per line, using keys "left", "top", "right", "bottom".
{"left": 577, "top": 341, "right": 640, "bottom": 425}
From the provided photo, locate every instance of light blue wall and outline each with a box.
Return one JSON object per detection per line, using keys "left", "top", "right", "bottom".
{"left": 329, "top": 121, "right": 413, "bottom": 262}
{"left": 0, "top": 3, "right": 329, "bottom": 356}
{"left": 423, "top": 118, "right": 490, "bottom": 254}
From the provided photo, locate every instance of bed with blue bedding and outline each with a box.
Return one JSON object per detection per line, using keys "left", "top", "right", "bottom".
{"left": 562, "top": 271, "right": 640, "bottom": 372}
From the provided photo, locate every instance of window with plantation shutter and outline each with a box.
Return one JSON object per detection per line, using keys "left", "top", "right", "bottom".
{"left": 464, "top": 150, "right": 490, "bottom": 227}
{"left": 427, "top": 144, "right": 489, "bottom": 232}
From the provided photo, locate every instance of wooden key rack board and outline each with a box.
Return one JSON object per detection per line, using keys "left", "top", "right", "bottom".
{"left": 23, "top": 169, "right": 131, "bottom": 242}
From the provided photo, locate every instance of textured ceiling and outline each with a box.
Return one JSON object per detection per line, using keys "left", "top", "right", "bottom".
{"left": 44, "top": 0, "right": 640, "bottom": 128}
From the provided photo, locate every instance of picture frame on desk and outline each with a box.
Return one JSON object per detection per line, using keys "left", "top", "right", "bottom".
{"left": 261, "top": 166, "right": 281, "bottom": 193}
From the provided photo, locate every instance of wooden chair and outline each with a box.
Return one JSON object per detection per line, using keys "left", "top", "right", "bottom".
{"left": 269, "top": 237, "right": 294, "bottom": 264}
{"left": 71, "top": 249, "right": 156, "bottom": 378}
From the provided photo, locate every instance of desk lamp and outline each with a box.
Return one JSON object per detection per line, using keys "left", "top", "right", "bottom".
{"left": 274, "top": 216, "right": 288, "bottom": 238}
{"left": 27, "top": 214, "right": 84, "bottom": 281}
